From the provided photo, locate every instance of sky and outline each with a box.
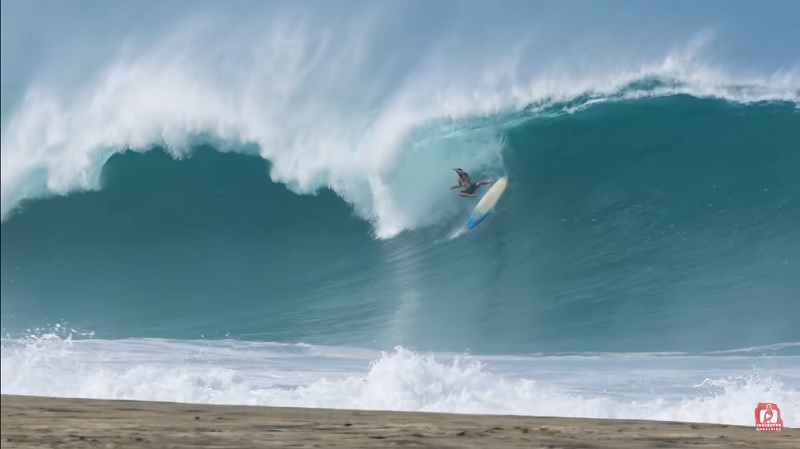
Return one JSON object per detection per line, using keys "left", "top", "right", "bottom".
{"left": 3, "top": 0, "right": 799, "bottom": 89}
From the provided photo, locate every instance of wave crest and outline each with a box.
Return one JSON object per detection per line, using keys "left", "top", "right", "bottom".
{"left": 2, "top": 11, "right": 798, "bottom": 237}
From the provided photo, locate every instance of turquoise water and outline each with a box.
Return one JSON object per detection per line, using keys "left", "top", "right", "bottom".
{"left": 3, "top": 95, "right": 798, "bottom": 355}
{"left": 2, "top": 0, "right": 799, "bottom": 427}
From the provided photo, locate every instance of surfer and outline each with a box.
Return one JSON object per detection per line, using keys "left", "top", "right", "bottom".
{"left": 451, "top": 168, "right": 492, "bottom": 197}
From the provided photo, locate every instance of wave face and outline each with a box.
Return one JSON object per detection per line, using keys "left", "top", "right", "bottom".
{"left": 3, "top": 95, "right": 799, "bottom": 354}
{"left": 2, "top": 0, "right": 800, "bottom": 425}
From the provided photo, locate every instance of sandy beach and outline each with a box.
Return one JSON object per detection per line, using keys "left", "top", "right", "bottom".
{"left": 1, "top": 394, "right": 795, "bottom": 448}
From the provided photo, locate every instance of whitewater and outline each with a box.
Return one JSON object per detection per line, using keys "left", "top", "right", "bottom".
{"left": 3, "top": 329, "right": 800, "bottom": 427}
{"left": 2, "top": 0, "right": 800, "bottom": 429}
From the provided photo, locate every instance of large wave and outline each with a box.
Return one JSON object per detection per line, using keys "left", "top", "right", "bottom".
{"left": 2, "top": 1, "right": 798, "bottom": 238}
{"left": 2, "top": 0, "right": 800, "bottom": 357}
{"left": 3, "top": 94, "right": 798, "bottom": 354}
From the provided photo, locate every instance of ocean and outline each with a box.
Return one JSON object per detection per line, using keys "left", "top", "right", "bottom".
{"left": 2, "top": 0, "right": 799, "bottom": 428}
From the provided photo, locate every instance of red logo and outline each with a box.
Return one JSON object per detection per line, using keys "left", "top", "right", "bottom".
{"left": 754, "top": 402, "right": 783, "bottom": 431}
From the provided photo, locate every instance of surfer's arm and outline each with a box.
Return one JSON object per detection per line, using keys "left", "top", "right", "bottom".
{"left": 452, "top": 184, "right": 462, "bottom": 189}
{"left": 458, "top": 192, "right": 475, "bottom": 197}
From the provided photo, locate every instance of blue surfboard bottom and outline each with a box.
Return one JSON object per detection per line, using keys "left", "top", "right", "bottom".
{"left": 466, "top": 211, "right": 490, "bottom": 230}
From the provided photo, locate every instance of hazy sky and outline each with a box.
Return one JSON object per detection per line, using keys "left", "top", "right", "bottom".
{"left": 3, "top": 0, "right": 799, "bottom": 88}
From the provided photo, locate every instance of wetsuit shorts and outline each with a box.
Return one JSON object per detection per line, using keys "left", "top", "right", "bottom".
{"left": 463, "top": 182, "right": 480, "bottom": 195}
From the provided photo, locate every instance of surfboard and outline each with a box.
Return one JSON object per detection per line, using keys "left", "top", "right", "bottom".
{"left": 465, "top": 176, "right": 508, "bottom": 230}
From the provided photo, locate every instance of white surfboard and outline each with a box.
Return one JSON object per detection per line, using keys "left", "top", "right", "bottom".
{"left": 465, "top": 177, "right": 508, "bottom": 230}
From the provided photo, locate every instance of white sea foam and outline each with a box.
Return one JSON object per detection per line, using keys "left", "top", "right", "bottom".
{"left": 2, "top": 332, "right": 799, "bottom": 427}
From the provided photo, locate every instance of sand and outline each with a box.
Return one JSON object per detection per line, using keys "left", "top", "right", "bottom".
{"left": 1, "top": 394, "right": 796, "bottom": 448}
